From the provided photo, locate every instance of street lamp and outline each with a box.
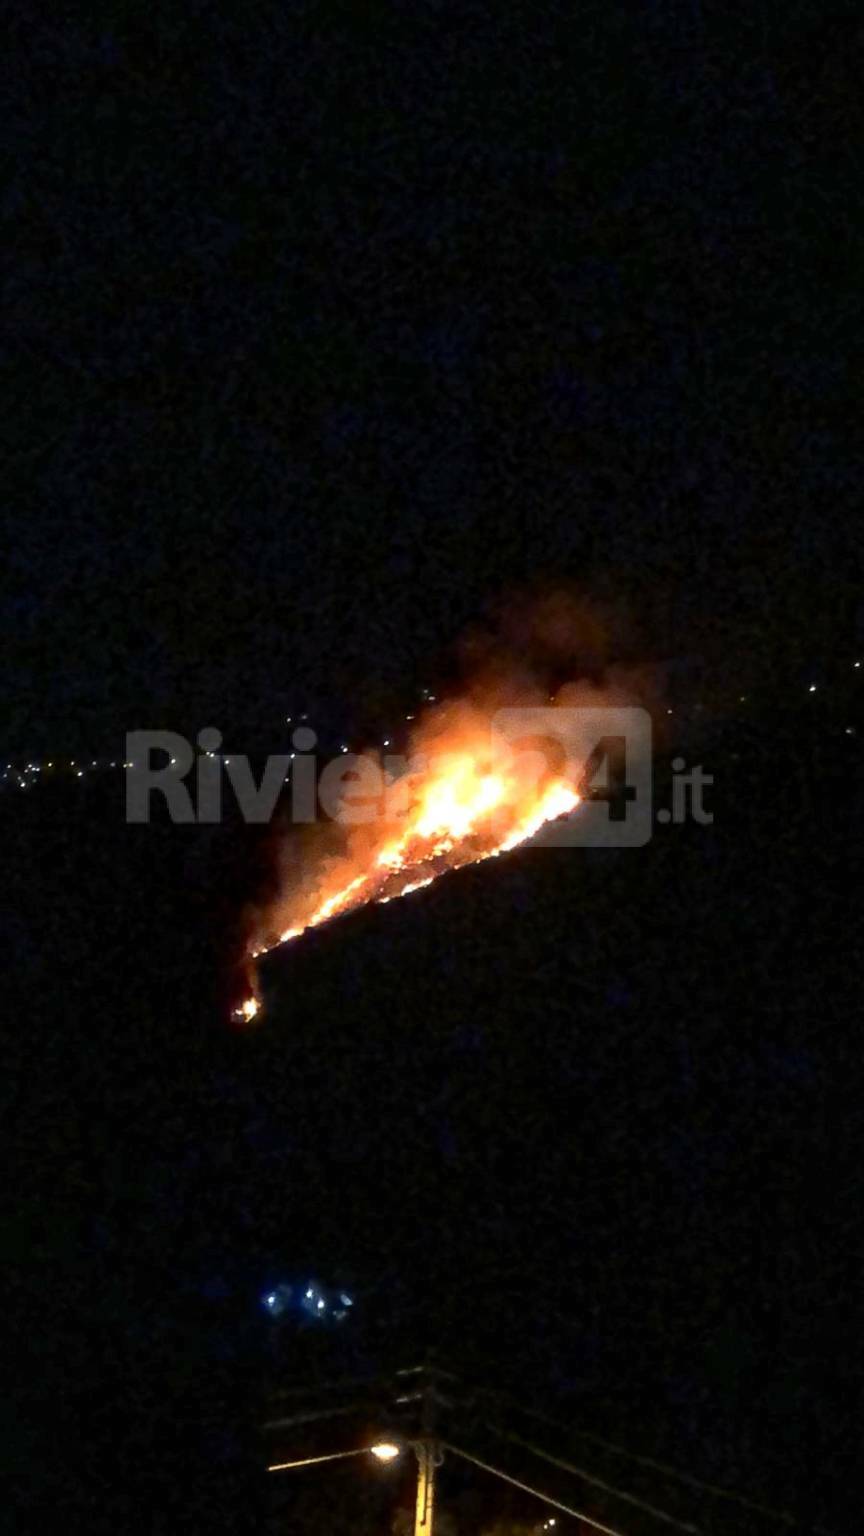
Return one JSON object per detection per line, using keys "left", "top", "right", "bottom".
{"left": 264, "top": 1368, "right": 630, "bottom": 1536}
{"left": 269, "top": 1442, "right": 404, "bottom": 1473}
{"left": 370, "top": 1442, "right": 403, "bottom": 1462}
{"left": 267, "top": 1434, "right": 436, "bottom": 1536}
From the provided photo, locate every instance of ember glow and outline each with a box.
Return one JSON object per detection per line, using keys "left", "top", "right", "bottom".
{"left": 253, "top": 764, "right": 579, "bottom": 960}
{"left": 241, "top": 688, "right": 596, "bottom": 1011}
{"left": 267, "top": 771, "right": 580, "bottom": 948}
{"left": 231, "top": 596, "right": 657, "bottom": 1024}
{"left": 232, "top": 995, "right": 260, "bottom": 1025}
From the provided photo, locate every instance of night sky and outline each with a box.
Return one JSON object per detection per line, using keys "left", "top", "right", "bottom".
{"left": 5, "top": 4, "right": 864, "bottom": 1535}
{"left": 7, "top": 2, "right": 863, "bottom": 753}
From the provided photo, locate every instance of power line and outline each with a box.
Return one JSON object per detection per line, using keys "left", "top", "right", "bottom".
{"left": 483, "top": 1422, "right": 701, "bottom": 1536}
{"left": 260, "top": 1363, "right": 840, "bottom": 1536}
{"left": 468, "top": 1378, "right": 837, "bottom": 1536}
{"left": 443, "top": 1440, "right": 627, "bottom": 1536}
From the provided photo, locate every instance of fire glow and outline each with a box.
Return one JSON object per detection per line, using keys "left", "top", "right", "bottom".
{"left": 263, "top": 736, "right": 580, "bottom": 950}
{"left": 233, "top": 686, "right": 599, "bottom": 1023}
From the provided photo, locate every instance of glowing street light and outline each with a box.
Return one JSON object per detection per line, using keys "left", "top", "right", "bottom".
{"left": 370, "top": 1442, "right": 402, "bottom": 1462}
{"left": 269, "top": 1441, "right": 403, "bottom": 1473}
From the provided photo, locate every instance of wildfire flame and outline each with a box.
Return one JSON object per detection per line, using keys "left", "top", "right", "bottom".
{"left": 262, "top": 760, "right": 581, "bottom": 953}
{"left": 234, "top": 688, "right": 599, "bottom": 1028}
{"left": 231, "top": 596, "right": 659, "bottom": 1024}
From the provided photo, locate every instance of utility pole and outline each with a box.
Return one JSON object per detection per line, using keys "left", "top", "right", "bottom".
{"left": 413, "top": 1438, "right": 438, "bottom": 1536}
{"left": 413, "top": 1371, "right": 441, "bottom": 1536}
{"left": 263, "top": 1366, "right": 635, "bottom": 1536}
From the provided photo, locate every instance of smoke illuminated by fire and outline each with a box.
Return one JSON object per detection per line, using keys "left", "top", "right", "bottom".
{"left": 234, "top": 707, "right": 595, "bottom": 1021}
{"left": 257, "top": 699, "right": 582, "bottom": 955}
{"left": 231, "top": 596, "right": 658, "bottom": 1024}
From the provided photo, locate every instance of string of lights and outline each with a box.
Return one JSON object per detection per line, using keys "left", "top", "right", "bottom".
{"left": 0, "top": 692, "right": 438, "bottom": 789}
{"left": 2, "top": 661, "right": 860, "bottom": 792}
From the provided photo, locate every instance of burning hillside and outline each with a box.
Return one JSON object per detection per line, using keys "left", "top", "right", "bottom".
{"left": 228, "top": 594, "right": 662, "bottom": 1021}
{"left": 233, "top": 662, "right": 654, "bottom": 1023}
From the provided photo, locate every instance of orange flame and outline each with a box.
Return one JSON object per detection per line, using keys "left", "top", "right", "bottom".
{"left": 232, "top": 596, "right": 661, "bottom": 1022}
{"left": 232, "top": 994, "right": 260, "bottom": 1025}
{"left": 247, "top": 688, "right": 597, "bottom": 977}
